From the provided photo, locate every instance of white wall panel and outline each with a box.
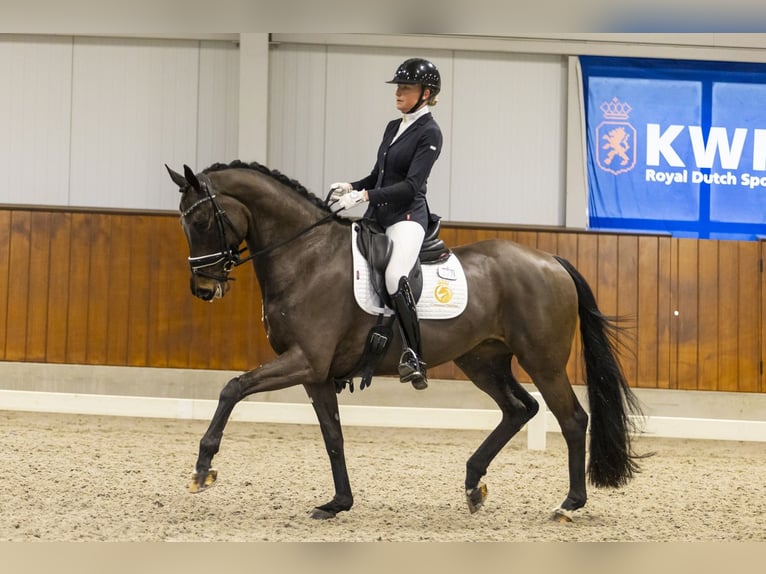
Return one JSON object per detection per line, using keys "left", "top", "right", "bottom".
{"left": 0, "top": 35, "right": 72, "bottom": 205}
{"left": 267, "top": 43, "right": 327, "bottom": 195}
{"left": 69, "top": 37, "right": 199, "bottom": 210}
{"left": 323, "top": 46, "right": 453, "bottom": 219}
{"left": 197, "top": 41, "right": 240, "bottom": 170}
{"left": 450, "top": 52, "right": 567, "bottom": 225}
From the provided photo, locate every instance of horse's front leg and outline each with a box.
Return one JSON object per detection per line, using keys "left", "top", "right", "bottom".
{"left": 304, "top": 382, "right": 353, "bottom": 519}
{"left": 189, "top": 346, "right": 316, "bottom": 494}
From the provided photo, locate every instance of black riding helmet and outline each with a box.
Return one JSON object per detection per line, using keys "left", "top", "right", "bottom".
{"left": 386, "top": 58, "right": 441, "bottom": 114}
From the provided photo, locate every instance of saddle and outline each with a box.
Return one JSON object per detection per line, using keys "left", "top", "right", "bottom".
{"left": 355, "top": 215, "right": 450, "bottom": 308}
{"left": 337, "top": 215, "right": 451, "bottom": 394}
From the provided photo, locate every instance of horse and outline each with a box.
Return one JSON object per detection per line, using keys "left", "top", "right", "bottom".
{"left": 166, "top": 159, "right": 644, "bottom": 522}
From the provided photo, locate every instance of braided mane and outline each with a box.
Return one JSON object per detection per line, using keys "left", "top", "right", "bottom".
{"left": 203, "top": 160, "right": 333, "bottom": 214}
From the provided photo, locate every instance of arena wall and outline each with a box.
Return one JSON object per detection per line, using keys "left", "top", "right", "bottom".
{"left": 0, "top": 206, "right": 762, "bottom": 394}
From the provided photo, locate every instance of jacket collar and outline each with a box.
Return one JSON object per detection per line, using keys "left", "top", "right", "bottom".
{"left": 388, "top": 110, "right": 432, "bottom": 146}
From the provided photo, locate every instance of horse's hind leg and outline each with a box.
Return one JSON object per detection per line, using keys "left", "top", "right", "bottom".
{"left": 526, "top": 367, "right": 589, "bottom": 520}
{"left": 454, "top": 343, "right": 540, "bottom": 513}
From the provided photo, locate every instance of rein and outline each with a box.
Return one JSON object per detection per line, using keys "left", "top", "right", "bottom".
{"left": 182, "top": 174, "right": 336, "bottom": 282}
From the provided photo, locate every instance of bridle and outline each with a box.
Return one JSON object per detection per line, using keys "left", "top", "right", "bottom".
{"left": 181, "top": 173, "right": 336, "bottom": 284}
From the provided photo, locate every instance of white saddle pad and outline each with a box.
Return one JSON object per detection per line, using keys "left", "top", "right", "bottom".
{"left": 351, "top": 224, "right": 468, "bottom": 319}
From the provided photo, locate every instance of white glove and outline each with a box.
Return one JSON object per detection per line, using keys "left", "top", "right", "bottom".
{"left": 335, "top": 189, "right": 367, "bottom": 211}
{"left": 329, "top": 182, "right": 352, "bottom": 200}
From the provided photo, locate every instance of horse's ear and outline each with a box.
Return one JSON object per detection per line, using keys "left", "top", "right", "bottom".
{"left": 165, "top": 164, "right": 187, "bottom": 190}
{"left": 183, "top": 164, "right": 201, "bottom": 191}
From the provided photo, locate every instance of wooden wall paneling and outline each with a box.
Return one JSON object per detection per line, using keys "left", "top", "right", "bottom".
{"left": 636, "top": 236, "right": 660, "bottom": 388}
{"left": 230, "top": 263, "right": 263, "bottom": 370}
{"left": 65, "top": 213, "right": 92, "bottom": 364}
{"left": 737, "top": 241, "right": 761, "bottom": 393}
{"left": 187, "top": 295, "right": 214, "bottom": 369}
{"left": 512, "top": 230, "right": 538, "bottom": 250}
{"left": 675, "top": 239, "right": 699, "bottom": 390}
{"left": 5, "top": 211, "right": 31, "bottom": 361}
{"left": 655, "top": 236, "right": 674, "bottom": 389}
{"left": 26, "top": 211, "right": 52, "bottom": 362}
{"left": 535, "top": 231, "right": 558, "bottom": 257}
{"left": 668, "top": 238, "right": 680, "bottom": 389}
{"left": 453, "top": 227, "right": 482, "bottom": 247}
{"left": 595, "top": 234, "right": 618, "bottom": 317}
{"left": 716, "top": 240, "right": 739, "bottom": 392}
{"left": 762, "top": 240, "right": 766, "bottom": 393}
{"left": 85, "top": 213, "right": 111, "bottom": 364}
{"left": 696, "top": 240, "right": 720, "bottom": 391}
{"left": 616, "top": 235, "right": 639, "bottom": 387}
{"left": 2, "top": 207, "right": 765, "bottom": 394}
{"left": 165, "top": 217, "right": 196, "bottom": 369}
{"left": 105, "top": 214, "right": 131, "bottom": 365}
{"left": 46, "top": 212, "right": 71, "bottom": 363}
{"left": 0, "top": 211, "right": 10, "bottom": 359}
{"left": 206, "top": 277, "right": 242, "bottom": 371}
{"left": 126, "top": 215, "right": 152, "bottom": 366}
{"left": 146, "top": 216, "right": 173, "bottom": 368}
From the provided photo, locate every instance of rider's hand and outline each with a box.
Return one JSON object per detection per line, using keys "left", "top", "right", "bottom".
{"left": 329, "top": 182, "right": 352, "bottom": 199}
{"left": 336, "top": 190, "right": 367, "bottom": 211}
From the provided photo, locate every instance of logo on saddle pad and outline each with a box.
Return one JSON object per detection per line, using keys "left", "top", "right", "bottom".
{"left": 434, "top": 280, "right": 453, "bottom": 304}
{"left": 351, "top": 226, "right": 468, "bottom": 319}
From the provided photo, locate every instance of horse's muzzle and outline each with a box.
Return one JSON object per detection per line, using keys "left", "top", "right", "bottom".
{"left": 190, "top": 276, "right": 229, "bottom": 301}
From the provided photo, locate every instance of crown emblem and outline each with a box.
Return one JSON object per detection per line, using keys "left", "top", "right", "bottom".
{"left": 600, "top": 97, "right": 632, "bottom": 120}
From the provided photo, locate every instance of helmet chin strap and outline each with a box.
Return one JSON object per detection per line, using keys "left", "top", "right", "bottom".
{"left": 406, "top": 85, "right": 427, "bottom": 114}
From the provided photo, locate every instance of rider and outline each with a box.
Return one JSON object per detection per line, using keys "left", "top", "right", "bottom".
{"left": 332, "top": 57, "right": 443, "bottom": 391}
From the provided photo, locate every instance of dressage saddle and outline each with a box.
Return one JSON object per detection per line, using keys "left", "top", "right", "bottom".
{"left": 355, "top": 215, "right": 450, "bottom": 308}
{"left": 336, "top": 215, "right": 450, "bottom": 394}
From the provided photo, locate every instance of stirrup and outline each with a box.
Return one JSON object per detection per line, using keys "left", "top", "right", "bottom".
{"left": 398, "top": 349, "right": 428, "bottom": 390}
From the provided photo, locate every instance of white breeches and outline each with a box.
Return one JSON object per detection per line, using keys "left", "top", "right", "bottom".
{"left": 384, "top": 221, "right": 426, "bottom": 294}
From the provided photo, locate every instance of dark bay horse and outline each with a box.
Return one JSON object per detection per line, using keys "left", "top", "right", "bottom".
{"left": 166, "top": 159, "right": 643, "bottom": 522}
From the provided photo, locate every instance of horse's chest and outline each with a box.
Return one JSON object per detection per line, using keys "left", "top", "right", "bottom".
{"left": 261, "top": 303, "right": 295, "bottom": 351}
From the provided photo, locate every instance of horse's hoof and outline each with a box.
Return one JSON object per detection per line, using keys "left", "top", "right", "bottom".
{"left": 551, "top": 507, "right": 574, "bottom": 523}
{"left": 309, "top": 507, "right": 337, "bottom": 520}
{"left": 188, "top": 468, "right": 218, "bottom": 494}
{"left": 466, "top": 482, "right": 488, "bottom": 514}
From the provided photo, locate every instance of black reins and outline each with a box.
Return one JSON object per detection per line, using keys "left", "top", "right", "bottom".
{"left": 182, "top": 174, "right": 335, "bottom": 283}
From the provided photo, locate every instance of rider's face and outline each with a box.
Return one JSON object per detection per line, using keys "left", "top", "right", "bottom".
{"left": 395, "top": 83, "right": 429, "bottom": 114}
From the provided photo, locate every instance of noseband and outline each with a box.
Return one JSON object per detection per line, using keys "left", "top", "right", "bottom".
{"left": 181, "top": 175, "right": 245, "bottom": 284}
{"left": 181, "top": 174, "right": 336, "bottom": 285}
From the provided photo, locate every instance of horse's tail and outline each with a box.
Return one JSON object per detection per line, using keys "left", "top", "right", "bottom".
{"left": 553, "top": 255, "right": 643, "bottom": 488}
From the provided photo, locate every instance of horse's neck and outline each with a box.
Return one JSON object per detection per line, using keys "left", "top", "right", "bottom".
{"left": 221, "top": 172, "right": 345, "bottom": 265}
{"left": 219, "top": 170, "right": 330, "bottom": 249}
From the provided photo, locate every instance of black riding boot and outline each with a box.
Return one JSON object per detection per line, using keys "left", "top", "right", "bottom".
{"left": 390, "top": 276, "right": 428, "bottom": 390}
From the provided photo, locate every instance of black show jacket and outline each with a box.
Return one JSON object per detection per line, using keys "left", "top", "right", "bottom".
{"left": 351, "top": 112, "right": 442, "bottom": 231}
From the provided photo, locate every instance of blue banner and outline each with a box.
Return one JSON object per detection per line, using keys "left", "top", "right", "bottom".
{"left": 581, "top": 56, "right": 766, "bottom": 240}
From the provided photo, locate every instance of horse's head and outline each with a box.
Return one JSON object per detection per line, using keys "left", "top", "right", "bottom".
{"left": 167, "top": 164, "right": 250, "bottom": 302}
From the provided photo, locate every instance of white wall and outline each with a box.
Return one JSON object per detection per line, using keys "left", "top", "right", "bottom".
{"left": 0, "top": 34, "right": 239, "bottom": 211}
{"left": 449, "top": 51, "right": 566, "bottom": 225}
{"left": 0, "top": 36, "right": 73, "bottom": 206}
{"left": 5, "top": 33, "right": 766, "bottom": 226}
{"left": 267, "top": 43, "right": 566, "bottom": 225}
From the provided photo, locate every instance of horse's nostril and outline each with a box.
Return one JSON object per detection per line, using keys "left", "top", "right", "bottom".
{"left": 190, "top": 278, "right": 216, "bottom": 301}
{"left": 196, "top": 287, "right": 215, "bottom": 301}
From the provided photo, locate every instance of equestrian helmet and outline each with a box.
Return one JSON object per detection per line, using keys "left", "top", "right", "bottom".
{"left": 386, "top": 58, "right": 441, "bottom": 95}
